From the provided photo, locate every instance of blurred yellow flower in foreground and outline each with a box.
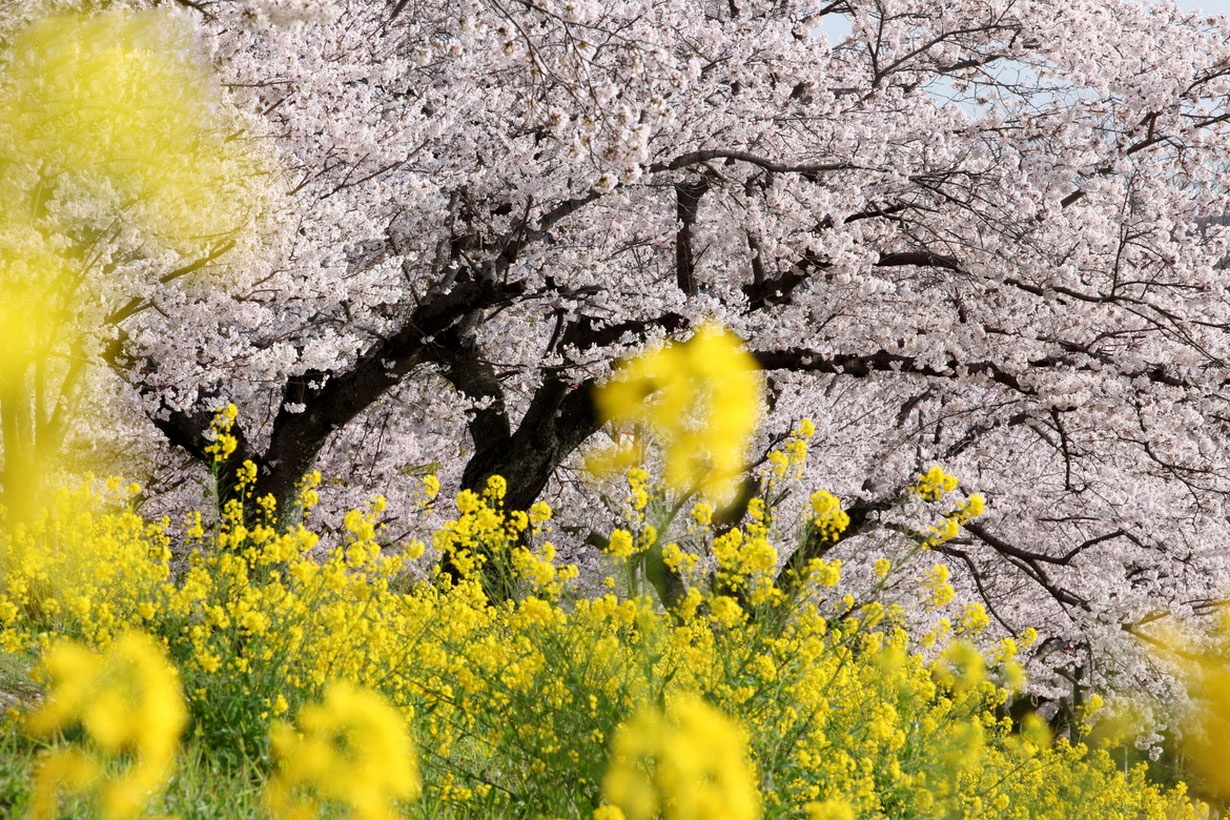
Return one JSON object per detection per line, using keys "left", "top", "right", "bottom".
{"left": 1149, "top": 615, "right": 1230, "bottom": 805}
{"left": 594, "top": 323, "right": 764, "bottom": 503}
{"left": 0, "top": 6, "right": 272, "bottom": 523}
{"left": 266, "top": 681, "right": 421, "bottom": 820}
{"left": 602, "top": 693, "right": 761, "bottom": 820}
{"left": 3, "top": 7, "right": 267, "bottom": 252}
{"left": 26, "top": 630, "right": 186, "bottom": 820}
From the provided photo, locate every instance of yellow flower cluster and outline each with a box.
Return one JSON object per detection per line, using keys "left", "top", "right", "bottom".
{"left": 602, "top": 468, "right": 683, "bottom": 599}
{"left": 921, "top": 492, "right": 986, "bottom": 548}
{"left": 434, "top": 475, "right": 573, "bottom": 599}
{"left": 765, "top": 418, "right": 815, "bottom": 485}
{"left": 923, "top": 563, "right": 957, "bottom": 609}
{"left": 899, "top": 465, "right": 987, "bottom": 548}
{"left": 712, "top": 524, "right": 780, "bottom": 607}
{"left": 912, "top": 465, "right": 960, "bottom": 501}
{"left": 0, "top": 482, "right": 172, "bottom": 653}
{"left": 712, "top": 528, "right": 777, "bottom": 582}
{"left": 0, "top": 7, "right": 272, "bottom": 522}
{"left": 204, "top": 404, "right": 240, "bottom": 464}
{"left": 626, "top": 467, "right": 653, "bottom": 513}
{"left": 808, "top": 490, "right": 850, "bottom": 543}
{"left": 602, "top": 694, "right": 762, "bottom": 820}
{"left": 3, "top": 9, "right": 269, "bottom": 254}
{"left": 0, "top": 468, "right": 1204, "bottom": 818}
{"left": 266, "top": 682, "right": 420, "bottom": 820}
{"left": 26, "top": 631, "right": 186, "bottom": 820}
{"left": 1141, "top": 613, "right": 1230, "bottom": 805}
{"left": 606, "top": 528, "right": 639, "bottom": 559}
{"left": 594, "top": 323, "right": 764, "bottom": 503}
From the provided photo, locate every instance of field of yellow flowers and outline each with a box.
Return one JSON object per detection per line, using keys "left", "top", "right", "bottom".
{"left": 0, "top": 415, "right": 1207, "bottom": 818}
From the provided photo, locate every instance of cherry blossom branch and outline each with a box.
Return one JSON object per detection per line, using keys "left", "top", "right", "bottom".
{"left": 650, "top": 149, "right": 854, "bottom": 178}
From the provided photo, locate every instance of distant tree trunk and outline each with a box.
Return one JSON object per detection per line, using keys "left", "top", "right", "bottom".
{"left": 459, "top": 376, "right": 599, "bottom": 510}
{"left": 131, "top": 275, "right": 523, "bottom": 524}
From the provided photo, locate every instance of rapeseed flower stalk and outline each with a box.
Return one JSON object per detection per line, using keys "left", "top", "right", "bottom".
{"left": 26, "top": 630, "right": 186, "bottom": 820}
{"left": 593, "top": 323, "right": 763, "bottom": 504}
{"left": 265, "top": 681, "right": 420, "bottom": 820}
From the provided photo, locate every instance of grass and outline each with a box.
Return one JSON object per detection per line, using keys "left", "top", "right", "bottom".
{"left": 0, "top": 646, "right": 38, "bottom": 708}
{"left": 0, "top": 654, "right": 267, "bottom": 820}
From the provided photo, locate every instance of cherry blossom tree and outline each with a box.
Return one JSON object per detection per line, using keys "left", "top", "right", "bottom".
{"left": 11, "top": 0, "right": 1230, "bottom": 711}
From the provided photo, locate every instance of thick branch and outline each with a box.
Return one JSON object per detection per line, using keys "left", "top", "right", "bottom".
{"left": 651, "top": 149, "right": 853, "bottom": 179}
{"left": 875, "top": 250, "right": 963, "bottom": 271}
{"left": 260, "top": 277, "right": 521, "bottom": 506}
{"left": 675, "top": 177, "right": 711, "bottom": 296}
{"left": 557, "top": 312, "right": 689, "bottom": 354}
{"left": 461, "top": 376, "right": 600, "bottom": 511}
{"left": 963, "top": 523, "right": 1094, "bottom": 610}
{"left": 753, "top": 347, "right": 1029, "bottom": 394}
{"left": 437, "top": 333, "right": 513, "bottom": 458}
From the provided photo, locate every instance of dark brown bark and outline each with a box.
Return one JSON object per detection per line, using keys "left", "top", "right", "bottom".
{"left": 675, "top": 176, "right": 711, "bottom": 296}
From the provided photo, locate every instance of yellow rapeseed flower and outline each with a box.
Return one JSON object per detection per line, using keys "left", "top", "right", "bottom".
{"left": 422, "top": 474, "right": 441, "bottom": 499}
{"left": 912, "top": 465, "right": 959, "bottom": 502}
{"left": 27, "top": 748, "right": 99, "bottom": 820}
{"left": 26, "top": 631, "right": 186, "bottom": 820}
{"left": 603, "top": 693, "right": 762, "bottom": 820}
{"left": 923, "top": 564, "right": 956, "bottom": 609}
{"left": 806, "top": 798, "right": 856, "bottom": 820}
{"left": 455, "top": 489, "right": 482, "bottom": 515}
{"left": 204, "top": 404, "right": 240, "bottom": 463}
{"left": 4, "top": 8, "right": 269, "bottom": 252}
{"left": 265, "top": 681, "right": 421, "bottom": 820}
{"left": 808, "top": 490, "right": 850, "bottom": 542}
{"left": 0, "top": 7, "right": 271, "bottom": 520}
{"left": 594, "top": 323, "right": 764, "bottom": 503}
{"left": 690, "top": 502, "right": 714, "bottom": 528}
{"left": 607, "top": 528, "right": 637, "bottom": 559}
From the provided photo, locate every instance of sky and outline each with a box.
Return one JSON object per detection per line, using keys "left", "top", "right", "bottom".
{"left": 1177, "top": 0, "right": 1230, "bottom": 15}
{"left": 817, "top": 1, "right": 1230, "bottom": 50}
